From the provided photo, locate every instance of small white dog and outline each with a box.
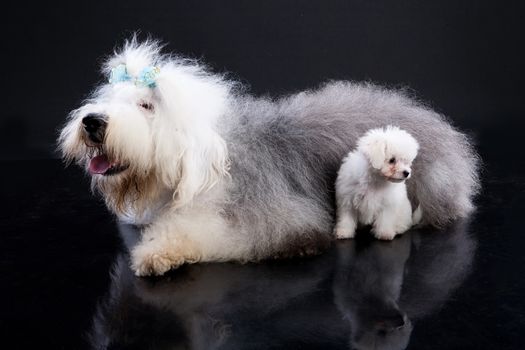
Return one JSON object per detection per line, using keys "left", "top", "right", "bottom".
{"left": 334, "top": 126, "right": 420, "bottom": 240}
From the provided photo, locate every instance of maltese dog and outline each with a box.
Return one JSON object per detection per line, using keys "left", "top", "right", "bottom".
{"left": 334, "top": 126, "right": 421, "bottom": 240}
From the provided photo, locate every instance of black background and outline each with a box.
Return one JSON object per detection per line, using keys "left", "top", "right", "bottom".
{"left": 5, "top": 0, "right": 524, "bottom": 163}
{"left": 3, "top": 1, "right": 525, "bottom": 349}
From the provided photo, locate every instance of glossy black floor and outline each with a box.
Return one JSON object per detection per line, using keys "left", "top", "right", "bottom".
{"left": 1, "top": 126, "right": 524, "bottom": 349}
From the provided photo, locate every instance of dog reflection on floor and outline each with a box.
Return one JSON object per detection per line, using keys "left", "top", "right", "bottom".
{"left": 333, "top": 235, "right": 413, "bottom": 350}
{"left": 89, "top": 222, "right": 475, "bottom": 349}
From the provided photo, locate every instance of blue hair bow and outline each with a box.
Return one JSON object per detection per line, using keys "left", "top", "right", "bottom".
{"left": 109, "top": 64, "right": 160, "bottom": 88}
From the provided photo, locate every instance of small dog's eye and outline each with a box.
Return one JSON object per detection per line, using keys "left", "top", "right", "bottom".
{"left": 139, "top": 102, "right": 154, "bottom": 111}
{"left": 389, "top": 157, "right": 396, "bottom": 164}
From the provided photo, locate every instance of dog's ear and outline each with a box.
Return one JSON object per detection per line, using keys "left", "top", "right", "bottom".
{"left": 358, "top": 129, "right": 387, "bottom": 169}
{"left": 154, "top": 126, "right": 229, "bottom": 207}
{"left": 152, "top": 64, "right": 231, "bottom": 207}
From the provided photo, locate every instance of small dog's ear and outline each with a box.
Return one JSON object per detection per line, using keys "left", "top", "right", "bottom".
{"left": 358, "top": 130, "right": 386, "bottom": 169}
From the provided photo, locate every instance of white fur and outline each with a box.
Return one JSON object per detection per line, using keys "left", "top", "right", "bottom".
{"left": 334, "top": 126, "right": 420, "bottom": 240}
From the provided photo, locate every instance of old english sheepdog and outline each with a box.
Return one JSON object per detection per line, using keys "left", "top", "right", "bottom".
{"left": 334, "top": 126, "right": 421, "bottom": 241}
{"left": 58, "top": 39, "right": 479, "bottom": 276}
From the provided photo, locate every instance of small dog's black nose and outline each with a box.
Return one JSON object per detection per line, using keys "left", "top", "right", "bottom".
{"left": 403, "top": 170, "right": 410, "bottom": 178}
{"left": 82, "top": 113, "right": 107, "bottom": 144}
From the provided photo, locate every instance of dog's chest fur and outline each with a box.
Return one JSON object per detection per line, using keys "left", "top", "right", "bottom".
{"left": 355, "top": 181, "right": 408, "bottom": 225}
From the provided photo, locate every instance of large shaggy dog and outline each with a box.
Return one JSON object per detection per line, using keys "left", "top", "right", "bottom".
{"left": 59, "top": 39, "right": 479, "bottom": 276}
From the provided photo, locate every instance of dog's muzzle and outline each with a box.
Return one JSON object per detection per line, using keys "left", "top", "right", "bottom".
{"left": 81, "top": 113, "right": 128, "bottom": 176}
{"left": 82, "top": 113, "right": 107, "bottom": 145}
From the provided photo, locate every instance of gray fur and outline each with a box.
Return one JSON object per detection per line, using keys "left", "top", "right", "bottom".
{"left": 221, "top": 81, "right": 479, "bottom": 259}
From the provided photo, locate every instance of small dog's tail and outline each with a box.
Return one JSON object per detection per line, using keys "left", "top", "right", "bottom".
{"left": 412, "top": 205, "right": 423, "bottom": 226}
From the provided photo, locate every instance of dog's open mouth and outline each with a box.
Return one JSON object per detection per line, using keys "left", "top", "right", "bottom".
{"left": 89, "top": 154, "right": 129, "bottom": 176}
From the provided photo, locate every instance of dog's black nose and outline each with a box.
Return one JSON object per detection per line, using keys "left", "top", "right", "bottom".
{"left": 82, "top": 113, "right": 106, "bottom": 132}
{"left": 82, "top": 113, "right": 107, "bottom": 144}
{"left": 403, "top": 170, "right": 410, "bottom": 178}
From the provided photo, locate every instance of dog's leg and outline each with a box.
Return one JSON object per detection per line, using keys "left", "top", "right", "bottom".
{"left": 130, "top": 217, "right": 201, "bottom": 276}
{"left": 130, "top": 205, "right": 246, "bottom": 276}
{"left": 411, "top": 205, "right": 423, "bottom": 226}
{"left": 392, "top": 199, "right": 415, "bottom": 235}
{"left": 334, "top": 207, "right": 358, "bottom": 239}
{"left": 372, "top": 209, "right": 398, "bottom": 240}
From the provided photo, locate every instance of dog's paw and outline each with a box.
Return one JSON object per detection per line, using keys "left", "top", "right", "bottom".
{"left": 394, "top": 225, "right": 411, "bottom": 235}
{"left": 372, "top": 229, "right": 397, "bottom": 241}
{"left": 131, "top": 248, "right": 184, "bottom": 277}
{"left": 334, "top": 225, "right": 356, "bottom": 240}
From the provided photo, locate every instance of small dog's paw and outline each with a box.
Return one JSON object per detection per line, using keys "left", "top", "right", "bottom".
{"left": 372, "top": 229, "right": 397, "bottom": 241}
{"left": 131, "top": 249, "right": 184, "bottom": 277}
{"left": 394, "top": 225, "right": 410, "bottom": 235}
{"left": 334, "top": 226, "right": 356, "bottom": 240}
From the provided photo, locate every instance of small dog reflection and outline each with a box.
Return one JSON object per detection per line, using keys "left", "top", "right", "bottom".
{"left": 89, "top": 222, "right": 474, "bottom": 349}
{"left": 333, "top": 221, "right": 474, "bottom": 350}
{"left": 333, "top": 235, "right": 413, "bottom": 350}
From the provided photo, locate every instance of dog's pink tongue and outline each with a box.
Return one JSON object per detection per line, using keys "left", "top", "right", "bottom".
{"left": 89, "top": 155, "right": 110, "bottom": 174}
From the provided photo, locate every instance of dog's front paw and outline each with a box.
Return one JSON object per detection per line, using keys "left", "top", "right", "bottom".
{"left": 131, "top": 247, "right": 185, "bottom": 277}
{"left": 372, "top": 229, "right": 397, "bottom": 241}
{"left": 334, "top": 225, "right": 356, "bottom": 240}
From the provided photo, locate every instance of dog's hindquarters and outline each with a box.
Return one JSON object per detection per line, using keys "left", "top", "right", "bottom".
{"left": 277, "top": 82, "right": 480, "bottom": 228}
{"left": 216, "top": 82, "right": 479, "bottom": 261}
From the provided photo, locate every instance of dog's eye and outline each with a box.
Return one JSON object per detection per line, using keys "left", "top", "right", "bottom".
{"left": 389, "top": 157, "right": 396, "bottom": 164}
{"left": 139, "top": 101, "right": 154, "bottom": 112}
